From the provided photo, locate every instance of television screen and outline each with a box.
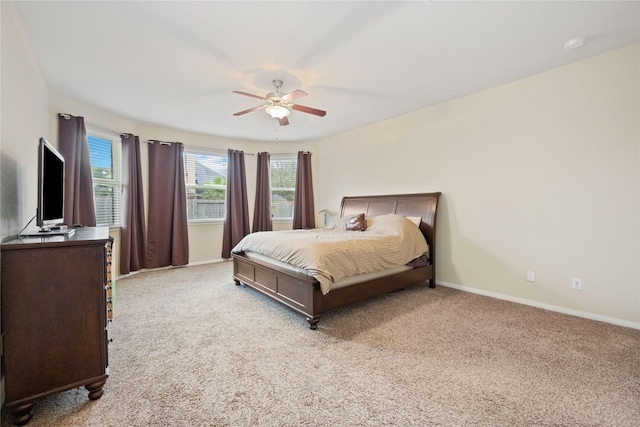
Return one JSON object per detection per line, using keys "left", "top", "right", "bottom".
{"left": 37, "top": 137, "right": 65, "bottom": 230}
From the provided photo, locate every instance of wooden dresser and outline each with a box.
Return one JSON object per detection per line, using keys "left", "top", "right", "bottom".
{"left": 1, "top": 227, "right": 113, "bottom": 426}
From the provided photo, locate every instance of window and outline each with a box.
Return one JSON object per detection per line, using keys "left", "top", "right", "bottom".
{"left": 270, "top": 155, "right": 297, "bottom": 219}
{"left": 87, "top": 132, "right": 122, "bottom": 227}
{"left": 183, "top": 150, "right": 227, "bottom": 221}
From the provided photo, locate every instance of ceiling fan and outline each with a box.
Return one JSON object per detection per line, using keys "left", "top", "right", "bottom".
{"left": 232, "top": 79, "right": 326, "bottom": 126}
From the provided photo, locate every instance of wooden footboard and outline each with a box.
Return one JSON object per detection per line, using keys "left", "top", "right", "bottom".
{"left": 232, "top": 252, "right": 433, "bottom": 329}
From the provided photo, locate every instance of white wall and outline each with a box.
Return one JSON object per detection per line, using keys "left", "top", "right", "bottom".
{"left": 315, "top": 45, "right": 640, "bottom": 327}
{"left": 1, "top": 0, "right": 49, "bottom": 239}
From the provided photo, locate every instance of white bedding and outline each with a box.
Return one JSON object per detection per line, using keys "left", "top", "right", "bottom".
{"left": 231, "top": 214, "right": 429, "bottom": 294}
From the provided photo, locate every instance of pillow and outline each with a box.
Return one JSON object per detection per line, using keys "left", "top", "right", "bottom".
{"left": 366, "top": 214, "right": 418, "bottom": 232}
{"left": 405, "top": 216, "right": 422, "bottom": 227}
{"left": 344, "top": 213, "right": 367, "bottom": 231}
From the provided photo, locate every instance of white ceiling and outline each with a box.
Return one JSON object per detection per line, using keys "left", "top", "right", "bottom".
{"left": 14, "top": 1, "right": 640, "bottom": 142}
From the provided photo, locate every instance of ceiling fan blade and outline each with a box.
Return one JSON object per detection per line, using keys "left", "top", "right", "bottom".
{"left": 232, "top": 90, "right": 266, "bottom": 101}
{"left": 233, "top": 105, "right": 264, "bottom": 116}
{"left": 281, "top": 89, "right": 308, "bottom": 102}
{"left": 279, "top": 116, "right": 290, "bottom": 126}
{"left": 290, "top": 104, "right": 326, "bottom": 117}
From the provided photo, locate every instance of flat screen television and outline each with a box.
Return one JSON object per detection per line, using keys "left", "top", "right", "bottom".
{"left": 36, "top": 137, "right": 66, "bottom": 232}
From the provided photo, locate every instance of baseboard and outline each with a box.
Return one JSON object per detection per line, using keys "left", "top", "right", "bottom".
{"left": 111, "top": 263, "right": 639, "bottom": 330}
{"left": 115, "top": 259, "right": 229, "bottom": 281}
{"left": 187, "top": 259, "right": 229, "bottom": 267}
{"left": 437, "top": 280, "right": 640, "bottom": 330}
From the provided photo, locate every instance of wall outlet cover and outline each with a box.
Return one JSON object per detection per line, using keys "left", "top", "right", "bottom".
{"left": 571, "top": 277, "right": 582, "bottom": 290}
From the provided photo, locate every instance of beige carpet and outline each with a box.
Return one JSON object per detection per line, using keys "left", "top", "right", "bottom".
{"left": 2, "top": 261, "right": 639, "bottom": 427}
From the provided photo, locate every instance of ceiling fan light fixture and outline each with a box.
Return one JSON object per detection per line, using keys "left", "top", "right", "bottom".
{"left": 265, "top": 104, "right": 290, "bottom": 119}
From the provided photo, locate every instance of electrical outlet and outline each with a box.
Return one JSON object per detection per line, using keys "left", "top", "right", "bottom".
{"left": 571, "top": 277, "right": 582, "bottom": 290}
{"left": 526, "top": 271, "right": 536, "bottom": 282}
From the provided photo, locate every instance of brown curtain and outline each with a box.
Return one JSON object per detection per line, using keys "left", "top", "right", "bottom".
{"left": 120, "top": 134, "right": 146, "bottom": 275}
{"left": 146, "top": 141, "right": 189, "bottom": 268}
{"left": 293, "top": 151, "right": 315, "bottom": 229}
{"left": 252, "top": 152, "right": 272, "bottom": 233}
{"left": 222, "top": 149, "right": 250, "bottom": 258}
{"left": 58, "top": 114, "right": 96, "bottom": 226}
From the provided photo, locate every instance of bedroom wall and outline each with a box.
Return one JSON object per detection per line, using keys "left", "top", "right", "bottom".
{"left": 1, "top": 0, "right": 49, "bottom": 241}
{"left": 315, "top": 44, "right": 640, "bottom": 327}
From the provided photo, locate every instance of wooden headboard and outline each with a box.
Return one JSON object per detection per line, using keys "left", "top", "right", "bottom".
{"left": 340, "top": 192, "right": 442, "bottom": 264}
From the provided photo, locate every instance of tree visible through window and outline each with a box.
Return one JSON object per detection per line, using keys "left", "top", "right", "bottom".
{"left": 183, "top": 150, "right": 227, "bottom": 221}
{"left": 87, "top": 134, "right": 122, "bottom": 226}
{"left": 270, "top": 157, "right": 296, "bottom": 219}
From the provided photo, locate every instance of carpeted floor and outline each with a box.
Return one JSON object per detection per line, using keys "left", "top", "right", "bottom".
{"left": 2, "top": 261, "right": 639, "bottom": 426}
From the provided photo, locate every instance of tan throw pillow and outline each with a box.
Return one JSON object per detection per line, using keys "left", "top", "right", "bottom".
{"left": 345, "top": 213, "right": 367, "bottom": 231}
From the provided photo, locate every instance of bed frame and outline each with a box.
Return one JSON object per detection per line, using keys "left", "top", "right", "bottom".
{"left": 232, "top": 192, "right": 441, "bottom": 329}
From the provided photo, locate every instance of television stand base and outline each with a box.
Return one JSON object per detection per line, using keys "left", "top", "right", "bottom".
{"left": 19, "top": 228, "right": 75, "bottom": 238}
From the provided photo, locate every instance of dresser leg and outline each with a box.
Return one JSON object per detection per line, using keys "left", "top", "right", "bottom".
{"left": 85, "top": 378, "right": 107, "bottom": 400}
{"left": 306, "top": 316, "right": 321, "bottom": 330}
{"left": 6, "top": 401, "right": 35, "bottom": 426}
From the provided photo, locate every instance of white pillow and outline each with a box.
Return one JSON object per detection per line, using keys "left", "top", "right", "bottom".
{"left": 405, "top": 216, "right": 422, "bottom": 227}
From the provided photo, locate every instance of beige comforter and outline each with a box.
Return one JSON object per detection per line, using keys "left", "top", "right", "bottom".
{"left": 231, "top": 214, "right": 428, "bottom": 294}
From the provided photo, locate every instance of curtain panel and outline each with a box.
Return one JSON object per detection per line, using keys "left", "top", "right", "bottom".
{"left": 252, "top": 152, "right": 272, "bottom": 233}
{"left": 292, "top": 151, "right": 315, "bottom": 229}
{"left": 146, "top": 141, "right": 189, "bottom": 268}
{"left": 120, "top": 134, "right": 147, "bottom": 274}
{"left": 222, "top": 149, "right": 250, "bottom": 258}
{"left": 58, "top": 114, "right": 96, "bottom": 227}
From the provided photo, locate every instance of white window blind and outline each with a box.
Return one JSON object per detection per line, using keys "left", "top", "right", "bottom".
{"left": 87, "top": 133, "right": 122, "bottom": 227}
{"left": 270, "top": 155, "right": 297, "bottom": 219}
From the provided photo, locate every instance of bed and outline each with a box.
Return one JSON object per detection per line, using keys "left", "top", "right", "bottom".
{"left": 232, "top": 192, "right": 441, "bottom": 329}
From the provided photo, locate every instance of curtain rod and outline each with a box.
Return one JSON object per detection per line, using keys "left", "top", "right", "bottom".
{"left": 146, "top": 141, "right": 257, "bottom": 156}
{"left": 60, "top": 114, "right": 129, "bottom": 138}
{"left": 144, "top": 140, "right": 177, "bottom": 146}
